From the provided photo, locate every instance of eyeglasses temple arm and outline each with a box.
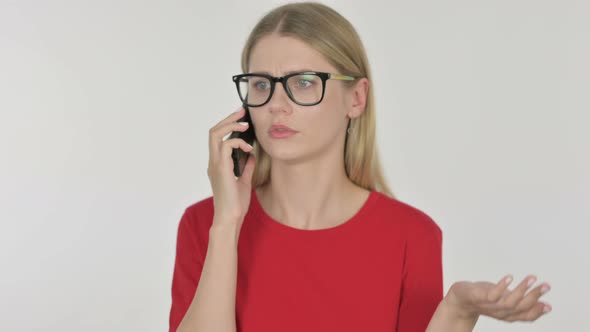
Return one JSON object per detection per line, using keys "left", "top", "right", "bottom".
{"left": 329, "top": 74, "right": 356, "bottom": 81}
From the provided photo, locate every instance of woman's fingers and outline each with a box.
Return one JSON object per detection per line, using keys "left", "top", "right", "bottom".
{"left": 212, "top": 106, "right": 244, "bottom": 132}
{"left": 486, "top": 274, "right": 513, "bottom": 302}
{"left": 221, "top": 137, "right": 253, "bottom": 155}
{"left": 503, "top": 301, "right": 549, "bottom": 322}
{"left": 208, "top": 109, "right": 249, "bottom": 158}
{"left": 209, "top": 107, "right": 244, "bottom": 143}
{"left": 511, "top": 282, "right": 551, "bottom": 314}
{"left": 490, "top": 275, "right": 552, "bottom": 322}
{"left": 206, "top": 107, "right": 251, "bottom": 180}
{"left": 458, "top": 273, "right": 553, "bottom": 323}
{"left": 505, "top": 283, "right": 552, "bottom": 322}
{"left": 501, "top": 275, "right": 536, "bottom": 308}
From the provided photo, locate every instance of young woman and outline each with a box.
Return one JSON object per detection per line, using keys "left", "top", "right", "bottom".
{"left": 169, "top": 3, "right": 552, "bottom": 332}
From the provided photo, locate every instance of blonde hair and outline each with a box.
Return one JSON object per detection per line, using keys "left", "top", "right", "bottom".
{"left": 241, "top": 1, "right": 395, "bottom": 199}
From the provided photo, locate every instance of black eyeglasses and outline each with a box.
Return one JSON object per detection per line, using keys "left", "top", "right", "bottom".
{"left": 232, "top": 71, "right": 358, "bottom": 107}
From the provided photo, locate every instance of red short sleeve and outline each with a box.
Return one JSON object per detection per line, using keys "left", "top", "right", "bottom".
{"left": 396, "top": 214, "right": 444, "bottom": 332}
{"left": 169, "top": 209, "right": 205, "bottom": 332}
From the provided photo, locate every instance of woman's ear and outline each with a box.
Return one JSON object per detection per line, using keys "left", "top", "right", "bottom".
{"left": 348, "top": 78, "right": 369, "bottom": 119}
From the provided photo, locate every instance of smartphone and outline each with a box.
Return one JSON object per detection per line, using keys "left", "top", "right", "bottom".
{"left": 229, "top": 103, "right": 256, "bottom": 177}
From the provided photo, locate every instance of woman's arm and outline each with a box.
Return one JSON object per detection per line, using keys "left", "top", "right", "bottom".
{"left": 425, "top": 296, "right": 479, "bottom": 332}
{"left": 175, "top": 221, "right": 241, "bottom": 332}
{"left": 426, "top": 274, "right": 552, "bottom": 332}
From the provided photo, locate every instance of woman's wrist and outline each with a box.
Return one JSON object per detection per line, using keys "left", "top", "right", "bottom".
{"left": 441, "top": 294, "right": 480, "bottom": 325}
{"left": 442, "top": 300, "right": 479, "bottom": 332}
{"left": 426, "top": 295, "right": 480, "bottom": 332}
{"left": 442, "top": 288, "right": 479, "bottom": 320}
{"left": 209, "top": 223, "right": 241, "bottom": 245}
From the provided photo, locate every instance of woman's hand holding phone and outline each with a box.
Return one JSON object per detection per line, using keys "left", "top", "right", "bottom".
{"left": 207, "top": 106, "right": 256, "bottom": 230}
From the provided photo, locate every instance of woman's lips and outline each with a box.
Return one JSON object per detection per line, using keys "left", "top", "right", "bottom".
{"left": 269, "top": 124, "right": 297, "bottom": 132}
{"left": 268, "top": 124, "right": 298, "bottom": 139}
{"left": 269, "top": 129, "right": 297, "bottom": 139}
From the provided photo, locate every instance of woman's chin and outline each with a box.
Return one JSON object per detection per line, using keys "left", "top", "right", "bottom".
{"left": 264, "top": 147, "right": 305, "bottom": 162}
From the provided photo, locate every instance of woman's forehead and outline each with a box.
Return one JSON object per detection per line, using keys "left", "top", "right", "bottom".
{"left": 249, "top": 35, "right": 333, "bottom": 73}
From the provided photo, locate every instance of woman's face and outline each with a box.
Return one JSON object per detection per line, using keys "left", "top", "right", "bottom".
{"left": 247, "top": 34, "right": 366, "bottom": 164}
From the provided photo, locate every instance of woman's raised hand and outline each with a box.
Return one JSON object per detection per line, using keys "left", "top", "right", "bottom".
{"left": 444, "top": 274, "right": 552, "bottom": 323}
{"left": 207, "top": 106, "right": 256, "bottom": 229}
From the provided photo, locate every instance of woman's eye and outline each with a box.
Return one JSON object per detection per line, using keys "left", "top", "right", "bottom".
{"left": 297, "top": 79, "right": 312, "bottom": 88}
{"left": 294, "top": 74, "right": 317, "bottom": 88}
{"left": 254, "top": 81, "right": 268, "bottom": 89}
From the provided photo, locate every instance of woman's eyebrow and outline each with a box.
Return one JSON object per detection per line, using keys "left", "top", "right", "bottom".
{"left": 250, "top": 69, "right": 315, "bottom": 75}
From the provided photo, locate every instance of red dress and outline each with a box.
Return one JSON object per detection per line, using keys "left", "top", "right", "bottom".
{"left": 169, "top": 188, "right": 443, "bottom": 332}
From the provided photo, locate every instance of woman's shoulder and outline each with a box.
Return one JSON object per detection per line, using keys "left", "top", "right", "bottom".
{"left": 179, "top": 194, "right": 216, "bottom": 231}
{"left": 372, "top": 191, "right": 442, "bottom": 236}
{"left": 185, "top": 194, "right": 214, "bottom": 214}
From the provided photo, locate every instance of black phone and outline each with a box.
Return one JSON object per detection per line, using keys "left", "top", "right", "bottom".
{"left": 229, "top": 103, "right": 256, "bottom": 177}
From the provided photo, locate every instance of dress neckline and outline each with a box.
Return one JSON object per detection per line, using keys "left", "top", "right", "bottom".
{"left": 249, "top": 187, "right": 380, "bottom": 235}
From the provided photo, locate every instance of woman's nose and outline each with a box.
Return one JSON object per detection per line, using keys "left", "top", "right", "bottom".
{"left": 267, "top": 81, "right": 292, "bottom": 107}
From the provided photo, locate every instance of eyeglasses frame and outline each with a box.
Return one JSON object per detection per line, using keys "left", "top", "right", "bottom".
{"left": 231, "top": 71, "right": 358, "bottom": 107}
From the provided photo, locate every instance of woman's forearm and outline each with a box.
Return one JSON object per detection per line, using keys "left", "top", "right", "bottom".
{"left": 425, "top": 297, "right": 480, "bottom": 332}
{"left": 177, "top": 221, "right": 241, "bottom": 332}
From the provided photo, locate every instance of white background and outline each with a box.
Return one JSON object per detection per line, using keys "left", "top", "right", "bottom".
{"left": 1, "top": 0, "right": 588, "bottom": 331}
